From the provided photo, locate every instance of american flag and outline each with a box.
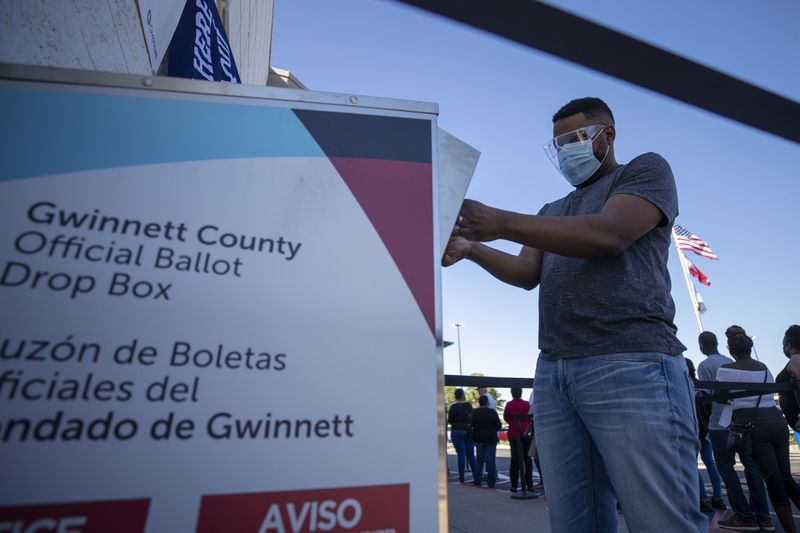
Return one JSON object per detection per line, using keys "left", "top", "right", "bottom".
{"left": 673, "top": 224, "right": 718, "bottom": 260}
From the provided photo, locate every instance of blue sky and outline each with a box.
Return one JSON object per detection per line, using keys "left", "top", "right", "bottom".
{"left": 271, "top": 0, "right": 800, "bottom": 397}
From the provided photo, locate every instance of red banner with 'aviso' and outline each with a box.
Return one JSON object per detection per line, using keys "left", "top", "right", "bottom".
{"left": 0, "top": 498, "right": 150, "bottom": 533}
{"left": 197, "top": 484, "right": 409, "bottom": 533}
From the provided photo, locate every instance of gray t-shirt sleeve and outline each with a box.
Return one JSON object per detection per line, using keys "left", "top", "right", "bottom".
{"left": 537, "top": 203, "right": 550, "bottom": 216}
{"left": 697, "top": 361, "right": 714, "bottom": 382}
{"left": 610, "top": 152, "right": 678, "bottom": 226}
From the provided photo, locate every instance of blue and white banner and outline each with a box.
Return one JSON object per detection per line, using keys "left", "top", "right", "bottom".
{"left": 167, "top": 0, "right": 240, "bottom": 83}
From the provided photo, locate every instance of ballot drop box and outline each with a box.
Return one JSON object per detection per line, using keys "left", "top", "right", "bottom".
{"left": 0, "top": 64, "right": 447, "bottom": 533}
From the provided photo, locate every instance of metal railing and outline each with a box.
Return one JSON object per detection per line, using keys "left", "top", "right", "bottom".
{"left": 445, "top": 375, "right": 800, "bottom": 403}
{"left": 444, "top": 375, "right": 532, "bottom": 389}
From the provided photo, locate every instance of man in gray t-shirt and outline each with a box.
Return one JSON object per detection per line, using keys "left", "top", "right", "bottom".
{"left": 443, "top": 97, "right": 704, "bottom": 532}
{"left": 697, "top": 331, "right": 734, "bottom": 430}
{"left": 535, "top": 151, "right": 685, "bottom": 358}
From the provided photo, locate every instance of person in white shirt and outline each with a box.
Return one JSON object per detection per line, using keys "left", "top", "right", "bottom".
{"left": 477, "top": 387, "right": 496, "bottom": 411}
{"left": 705, "top": 327, "right": 772, "bottom": 531}
{"left": 717, "top": 332, "right": 800, "bottom": 533}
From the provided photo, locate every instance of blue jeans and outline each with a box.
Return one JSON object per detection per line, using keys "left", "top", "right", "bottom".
{"left": 698, "top": 435, "right": 723, "bottom": 499}
{"left": 450, "top": 429, "right": 475, "bottom": 482}
{"left": 709, "top": 429, "right": 770, "bottom": 520}
{"left": 474, "top": 442, "right": 497, "bottom": 487}
{"left": 534, "top": 352, "right": 707, "bottom": 533}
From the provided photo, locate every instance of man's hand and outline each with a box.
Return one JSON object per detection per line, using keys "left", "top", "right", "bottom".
{"left": 442, "top": 236, "right": 473, "bottom": 267}
{"left": 442, "top": 236, "right": 543, "bottom": 289}
{"left": 454, "top": 199, "right": 507, "bottom": 242}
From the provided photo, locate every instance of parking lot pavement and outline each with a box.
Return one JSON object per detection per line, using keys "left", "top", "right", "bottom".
{"left": 446, "top": 446, "right": 800, "bottom": 532}
{"left": 446, "top": 446, "right": 538, "bottom": 493}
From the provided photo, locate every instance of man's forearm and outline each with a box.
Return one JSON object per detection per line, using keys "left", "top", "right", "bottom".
{"left": 457, "top": 194, "right": 664, "bottom": 258}
{"left": 468, "top": 243, "right": 540, "bottom": 290}
{"left": 499, "top": 210, "right": 626, "bottom": 259}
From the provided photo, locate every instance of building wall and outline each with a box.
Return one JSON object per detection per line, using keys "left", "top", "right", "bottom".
{"left": 0, "top": 0, "right": 151, "bottom": 74}
{"left": 216, "top": 0, "right": 274, "bottom": 86}
{"left": 0, "top": 0, "right": 276, "bottom": 86}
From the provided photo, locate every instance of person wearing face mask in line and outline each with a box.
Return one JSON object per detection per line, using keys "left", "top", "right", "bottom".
{"left": 779, "top": 326, "right": 800, "bottom": 453}
{"left": 783, "top": 328, "right": 800, "bottom": 452}
{"left": 776, "top": 325, "right": 800, "bottom": 436}
{"left": 443, "top": 97, "right": 705, "bottom": 532}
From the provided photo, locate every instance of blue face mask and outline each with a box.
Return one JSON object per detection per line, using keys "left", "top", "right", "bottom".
{"left": 556, "top": 141, "right": 608, "bottom": 186}
{"left": 544, "top": 124, "right": 610, "bottom": 187}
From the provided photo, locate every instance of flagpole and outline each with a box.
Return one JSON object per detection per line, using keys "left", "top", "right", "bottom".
{"left": 672, "top": 227, "right": 704, "bottom": 333}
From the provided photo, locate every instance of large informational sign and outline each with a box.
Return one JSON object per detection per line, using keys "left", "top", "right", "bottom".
{"left": 0, "top": 66, "right": 443, "bottom": 532}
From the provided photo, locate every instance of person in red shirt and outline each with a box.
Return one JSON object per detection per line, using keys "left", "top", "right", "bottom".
{"left": 503, "top": 387, "right": 533, "bottom": 492}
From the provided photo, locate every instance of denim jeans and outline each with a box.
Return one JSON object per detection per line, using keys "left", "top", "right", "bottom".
{"left": 474, "top": 442, "right": 497, "bottom": 487}
{"left": 534, "top": 352, "right": 707, "bottom": 533}
{"left": 450, "top": 429, "right": 475, "bottom": 482}
{"left": 698, "top": 435, "right": 722, "bottom": 499}
{"left": 709, "top": 429, "right": 770, "bottom": 521}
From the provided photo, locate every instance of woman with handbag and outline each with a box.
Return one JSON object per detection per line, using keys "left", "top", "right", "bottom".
{"left": 717, "top": 333, "right": 800, "bottom": 532}
{"left": 448, "top": 388, "right": 475, "bottom": 483}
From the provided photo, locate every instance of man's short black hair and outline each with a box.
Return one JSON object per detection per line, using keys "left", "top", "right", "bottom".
{"left": 553, "top": 97, "right": 615, "bottom": 125}
{"left": 699, "top": 331, "right": 718, "bottom": 347}
{"left": 479, "top": 395, "right": 489, "bottom": 406}
{"left": 786, "top": 325, "right": 800, "bottom": 350}
{"left": 511, "top": 387, "right": 522, "bottom": 399}
{"left": 454, "top": 388, "right": 465, "bottom": 401}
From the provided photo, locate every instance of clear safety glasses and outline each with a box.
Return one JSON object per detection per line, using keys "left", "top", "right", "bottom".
{"left": 542, "top": 124, "right": 607, "bottom": 164}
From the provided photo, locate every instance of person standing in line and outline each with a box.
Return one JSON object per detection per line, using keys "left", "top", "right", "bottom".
{"left": 776, "top": 325, "right": 800, "bottom": 432}
{"left": 443, "top": 97, "right": 705, "bottom": 531}
{"left": 528, "top": 390, "right": 544, "bottom": 489}
{"left": 699, "top": 329, "right": 773, "bottom": 531}
{"left": 448, "top": 388, "right": 475, "bottom": 483}
{"left": 503, "top": 387, "right": 533, "bottom": 493}
{"left": 470, "top": 394, "right": 502, "bottom": 488}
{"left": 687, "top": 355, "right": 726, "bottom": 513}
{"left": 444, "top": 400, "right": 451, "bottom": 477}
{"left": 477, "top": 387, "right": 497, "bottom": 411}
{"left": 717, "top": 333, "right": 800, "bottom": 532}
{"left": 698, "top": 419, "right": 726, "bottom": 514}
